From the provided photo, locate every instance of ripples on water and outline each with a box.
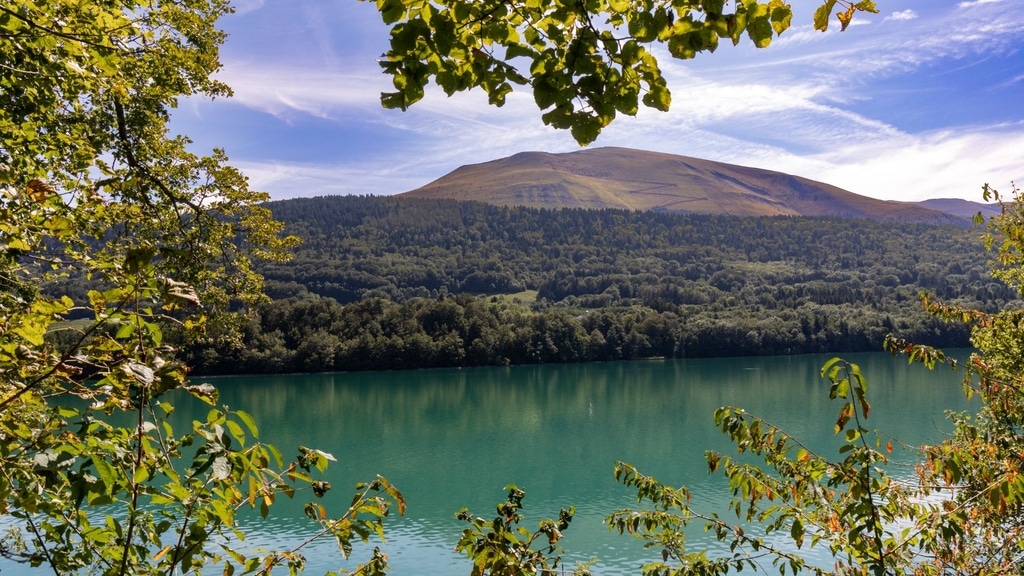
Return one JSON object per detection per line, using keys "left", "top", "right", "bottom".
{"left": 1, "top": 352, "right": 973, "bottom": 575}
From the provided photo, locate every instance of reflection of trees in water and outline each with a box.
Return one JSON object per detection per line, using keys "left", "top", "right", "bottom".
{"left": 160, "top": 353, "right": 971, "bottom": 575}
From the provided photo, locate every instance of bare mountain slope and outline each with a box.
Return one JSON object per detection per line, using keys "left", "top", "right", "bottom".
{"left": 918, "top": 198, "right": 1000, "bottom": 219}
{"left": 402, "top": 147, "right": 965, "bottom": 223}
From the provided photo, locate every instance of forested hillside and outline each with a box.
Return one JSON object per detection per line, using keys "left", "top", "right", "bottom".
{"left": 186, "top": 196, "right": 1010, "bottom": 374}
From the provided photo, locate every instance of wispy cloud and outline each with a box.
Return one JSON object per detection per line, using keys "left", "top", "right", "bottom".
{"left": 776, "top": 3, "right": 1019, "bottom": 77}
{"left": 997, "top": 73, "right": 1024, "bottom": 88}
{"left": 214, "top": 66, "right": 388, "bottom": 121}
{"left": 183, "top": 0, "right": 1023, "bottom": 202}
{"left": 957, "top": 0, "right": 1002, "bottom": 8}
{"left": 236, "top": 160, "right": 430, "bottom": 198}
{"left": 227, "top": 62, "right": 1024, "bottom": 203}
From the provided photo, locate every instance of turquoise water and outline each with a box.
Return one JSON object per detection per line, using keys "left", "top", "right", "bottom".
{"left": 2, "top": 352, "right": 974, "bottom": 574}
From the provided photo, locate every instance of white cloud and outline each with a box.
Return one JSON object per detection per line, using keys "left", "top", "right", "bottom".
{"left": 191, "top": 0, "right": 1024, "bottom": 203}
{"left": 229, "top": 56, "right": 1024, "bottom": 203}
{"left": 885, "top": 9, "right": 918, "bottom": 21}
{"left": 237, "top": 118, "right": 1024, "bottom": 202}
{"left": 805, "top": 124, "right": 1024, "bottom": 201}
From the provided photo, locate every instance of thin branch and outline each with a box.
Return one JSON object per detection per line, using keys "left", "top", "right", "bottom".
{"left": 254, "top": 478, "right": 390, "bottom": 576}
{"left": 0, "top": 61, "right": 43, "bottom": 75}
{"left": 0, "top": 466, "right": 60, "bottom": 576}
{"left": 113, "top": 98, "right": 202, "bottom": 213}
{"left": 118, "top": 272, "right": 148, "bottom": 576}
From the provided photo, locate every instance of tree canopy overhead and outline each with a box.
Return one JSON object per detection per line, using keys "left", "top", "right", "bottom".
{"left": 367, "top": 0, "right": 879, "bottom": 143}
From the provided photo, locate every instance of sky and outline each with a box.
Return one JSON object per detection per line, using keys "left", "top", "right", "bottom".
{"left": 171, "top": 0, "right": 1024, "bottom": 202}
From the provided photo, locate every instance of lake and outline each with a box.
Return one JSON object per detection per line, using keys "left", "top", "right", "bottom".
{"left": 3, "top": 351, "right": 974, "bottom": 574}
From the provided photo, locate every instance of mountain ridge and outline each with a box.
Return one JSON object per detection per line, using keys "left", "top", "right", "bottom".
{"left": 401, "top": 147, "right": 984, "bottom": 224}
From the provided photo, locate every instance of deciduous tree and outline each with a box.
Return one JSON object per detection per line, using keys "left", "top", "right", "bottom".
{"left": 367, "top": 0, "right": 879, "bottom": 143}
{"left": 0, "top": 1, "right": 402, "bottom": 573}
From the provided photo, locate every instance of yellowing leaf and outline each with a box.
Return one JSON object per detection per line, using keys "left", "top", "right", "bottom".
{"left": 837, "top": 6, "right": 854, "bottom": 31}
{"left": 5, "top": 237, "right": 31, "bottom": 251}
{"left": 25, "top": 179, "right": 56, "bottom": 202}
{"left": 152, "top": 545, "right": 172, "bottom": 562}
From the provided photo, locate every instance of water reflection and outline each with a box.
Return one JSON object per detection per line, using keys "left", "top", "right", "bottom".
{"left": 4, "top": 352, "right": 973, "bottom": 575}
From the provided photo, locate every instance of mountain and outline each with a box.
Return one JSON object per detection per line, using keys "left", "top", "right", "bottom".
{"left": 401, "top": 147, "right": 967, "bottom": 224}
{"left": 918, "top": 198, "right": 1000, "bottom": 220}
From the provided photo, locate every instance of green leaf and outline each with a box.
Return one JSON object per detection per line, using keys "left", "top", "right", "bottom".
{"left": 641, "top": 83, "right": 671, "bottom": 112}
{"left": 790, "top": 517, "right": 805, "bottom": 548}
{"left": 380, "top": 91, "right": 408, "bottom": 110}
{"left": 820, "top": 357, "right": 843, "bottom": 379}
{"left": 834, "top": 378, "right": 850, "bottom": 399}
{"left": 533, "top": 78, "right": 559, "bottom": 109}
{"left": 769, "top": 1, "right": 793, "bottom": 35}
{"left": 850, "top": 362, "right": 866, "bottom": 391}
{"left": 746, "top": 14, "right": 773, "bottom": 48}
{"left": 703, "top": 0, "right": 726, "bottom": 16}
{"left": 225, "top": 419, "right": 246, "bottom": 444}
{"left": 5, "top": 237, "right": 31, "bottom": 251}
{"left": 377, "top": 0, "right": 406, "bottom": 24}
{"left": 12, "top": 319, "right": 47, "bottom": 346}
{"left": 609, "top": 0, "right": 629, "bottom": 12}
{"left": 569, "top": 115, "right": 602, "bottom": 146}
{"left": 854, "top": 0, "right": 879, "bottom": 13}
{"left": 505, "top": 43, "right": 534, "bottom": 60}
{"left": 91, "top": 457, "right": 118, "bottom": 495}
{"left": 813, "top": 0, "right": 838, "bottom": 31}
{"left": 236, "top": 410, "right": 259, "bottom": 439}
{"left": 115, "top": 321, "right": 136, "bottom": 340}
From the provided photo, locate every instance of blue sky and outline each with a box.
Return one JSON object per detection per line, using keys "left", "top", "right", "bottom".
{"left": 172, "top": 0, "right": 1024, "bottom": 202}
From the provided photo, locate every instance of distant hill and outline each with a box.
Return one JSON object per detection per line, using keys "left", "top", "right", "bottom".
{"left": 401, "top": 147, "right": 968, "bottom": 224}
{"left": 918, "top": 198, "right": 1000, "bottom": 220}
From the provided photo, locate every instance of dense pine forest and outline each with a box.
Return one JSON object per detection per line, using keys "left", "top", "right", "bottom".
{"left": 184, "top": 196, "right": 1010, "bottom": 374}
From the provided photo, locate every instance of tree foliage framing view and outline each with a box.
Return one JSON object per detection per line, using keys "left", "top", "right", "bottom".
{"left": 2, "top": 0, "right": 1022, "bottom": 575}
{"left": 1, "top": 1, "right": 402, "bottom": 574}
